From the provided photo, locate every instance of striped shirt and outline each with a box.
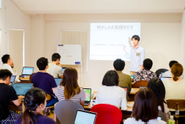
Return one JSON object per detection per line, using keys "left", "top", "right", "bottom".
{"left": 55, "top": 86, "right": 85, "bottom": 103}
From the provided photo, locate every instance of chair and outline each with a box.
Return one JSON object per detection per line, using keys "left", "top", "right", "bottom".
{"left": 132, "top": 80, "right": 148, "bottom": 88}
{"left": 155, "top": 68, "right": 168, "bottom": 77}
{"left": 29, "top": 73, "right": 35, "bottom": 82}
{"left": 90, "top": 104, "right": 122, "bottom": 124}
{"left": 54, "top": 100, "right": 84, "bottom": 124}
{"left": 166, "top": 99, "right": 185, "bottom": 124}
{"left": 158, "top": 110, "right": 167, "bottom": 122}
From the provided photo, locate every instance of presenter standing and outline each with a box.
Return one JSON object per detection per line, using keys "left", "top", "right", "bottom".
{"left": 129, "top": 35, "right": 145, "bottom": 76}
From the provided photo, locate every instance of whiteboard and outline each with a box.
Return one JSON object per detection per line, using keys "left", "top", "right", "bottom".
{"left": 57, "top": 44, "right": 82, "bottom": 65}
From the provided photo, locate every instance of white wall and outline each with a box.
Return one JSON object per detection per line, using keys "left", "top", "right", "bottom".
{"left": 31, "top": 13, "right": 182, "bottom": 91}
{"left": 0, "top": 0, "right": 30, "bottom": 68}
{"left": 181, "top": 9, "right": 185, "bottom": 66}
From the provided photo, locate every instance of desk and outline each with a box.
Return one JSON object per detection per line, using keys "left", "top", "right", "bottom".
{"left": 8, "top": 101, "right": 25, "bottom": 112}
{"left": 84, "top": 101, "right": 134, "bottom": 119}
{"left": 19, "top": 77, "right": 30, "bottom": 83}
{"left": 129, "top": 88, "right": 139, "bottom": 101}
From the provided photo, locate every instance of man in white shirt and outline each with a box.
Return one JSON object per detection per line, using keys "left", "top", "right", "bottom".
{"left": 47, "top": 53, "right": 63, "bottom": 78}
{"left": 123, "top": 35, "right": 145, "bottom": 76}
{"left": 130, "top": 35, "right": 145, "bottom": 75}
{"left": 1, "top": 54, "right": 20, "bottom": 82}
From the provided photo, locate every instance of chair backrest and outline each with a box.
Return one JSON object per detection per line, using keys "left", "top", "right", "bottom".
{"left": 158, "top": 110, "right": 167, "bottom": 122}
{"left": 0, "top": 103, "right": 4, "bottom": 121}
{"left": 90, "top": 104, "right": 122, "bottom": 124}
{"left": 29, "top": 73, "right": 35, "bottom": 82}
{"left": 132, "top": 80, "right": 148, "bottom": 88}
{"left": 166, "top": 99, "right": 185, "bottom": 110}
{"left": 155, "top": 68, "right": 168, "bottom": 77}
{"left": 54, "top": 100, "right": 84, "bottom": 124}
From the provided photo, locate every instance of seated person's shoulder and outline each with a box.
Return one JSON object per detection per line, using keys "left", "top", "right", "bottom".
{"left": 39, "top": 115, "right": 56, "bottom": 123}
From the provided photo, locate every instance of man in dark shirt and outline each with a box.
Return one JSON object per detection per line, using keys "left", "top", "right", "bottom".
{"left": 31, "top": 57, "right": 58, "bottom": 106}
{"left": 0, "top": 69, "right": 24, "bottom": 122}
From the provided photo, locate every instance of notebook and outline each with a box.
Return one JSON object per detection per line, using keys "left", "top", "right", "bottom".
{"left": 12, "top": 83, "right": 33, "bottom": 95}
{"left": 74, "top": 109, "right": 97, "bottom": 124}
{"left": 54, "top": 78, "right": 62, "bottom": 86}
{"left": 83, "top": 88, "right": 91, "bottom": 106}
{"left": 22, "top": 66, "right": 34, "bottom": 76}
{"left": 10, "top": 75, "right": 16, "bottom": 83}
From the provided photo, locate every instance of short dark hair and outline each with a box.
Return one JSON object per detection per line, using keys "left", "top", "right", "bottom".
{"left": 36, "top": 57, "right": 48, "bottom": 70}
{"left": 0, "top": 69, "right": 12, "bottom": 80}
{"left": 113, "top": 59, "right": 125, "bottom": 71}
{"left": 102, "top": 70, "right": 119, "bottom": 86}
{"left": 131, "top": 35, "right": 140, "bottom": 41}
{"left": 169, "top": 60, "right": 178, "bottom": 68}
{"left": 147, "top": 77, "right": 166, "bottom": 113}
{"left": 143, "top": 58, "right": 153, "bottom": 70}
{"left": 52, "top": 53, "right": 61, "bottom": 61}
{"left": 1, "top": 54, "right": 10, "bottom": 64}
{"left": 132, "top": 88, "right": 158, "bottom": 122}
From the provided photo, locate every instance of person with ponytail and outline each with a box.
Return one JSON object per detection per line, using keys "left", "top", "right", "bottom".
{"left": 163, "top": 63, "right": 185, "bottom": 100}
{"left": 15, "top": 88, "right": 56, "bottom": 124}
{"left": 147, "top": 78, "right": 170, "bottom": 120}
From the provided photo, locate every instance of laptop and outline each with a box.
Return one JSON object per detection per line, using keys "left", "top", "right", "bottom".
{"left": 62, "top": 67, "right": 66, "bottom": 73}
{"left": 21, "top": 66, "right": 34, "bottom": 76}
{"left": 54, "top": 78, "right": 62, "bottom": 86}
{"left": 74, "top": 109, "right": 97, "bottom": 124}
{"left": 12, "top": 83, "right": 33, "bottom": 96}
{"left": 83, "top": 88, "right": 91, "bottom": 106}
{"left": 160, "top": 77, "right": 171, "bottom": 81}
{"left": 10, "top": 75, "right": 16, "bottom": 83}
{"left": 122, "top": 87, "right": 128, "bottom": 100}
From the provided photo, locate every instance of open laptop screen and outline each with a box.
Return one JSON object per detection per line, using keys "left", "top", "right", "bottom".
{"left": 54, "top": 78, "right": 62, "bottom": 86}
{"left": 74, "top": 109, "right": 97, "bottom": 124}
{"left": 83, "top": 88, "right": 91, "bottom": 102}
{"left": 13, "top": 83, "right": 33, "bottom": 95}
{"left": 10, "top": 75, "right": 16, "bottom": 83}
{"left": 22, "top": 67, "right": 34, "bottom": 75}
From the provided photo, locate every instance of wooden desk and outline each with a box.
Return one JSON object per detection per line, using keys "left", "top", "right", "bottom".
{"left": 130, "top": 88, "right": 139, "bottom": 94}
{"left": 19, "top": 77, "right": 30, "bottom": 83}
{"left": 84, "top": 101, "right": 134, "bottom": 119}
{"left": 8, "top": 101, "right": 25, "bottom": 112}
{"left": 129, "top": 88, "right": 139, "bottom": 101}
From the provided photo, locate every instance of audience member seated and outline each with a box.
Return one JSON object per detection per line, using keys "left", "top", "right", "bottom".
{"left": 15, "top": 88, "right": 56, "bottom": 124}
{"left": 31, "top": 57, "right": 58, "bottom": 107}
{"left": 1, "top": 54, "right": 20, "bottom": 82}
{"left": 95, "top": 70, "right": 127, "bottom": 110}
{"left": 113, "top": 59, "right": 132, "bottom": 93}
{"left": 147, "top": 77, "right": 170, "bottom": 120}
{"left": 55, "top": 67, "right": 85, "bottom": 106}
{"left": 162, "top": 60, "right": 184, "bottom": 78}
{"left": 134, "top": 58, "right": 156, "bottom": 82}
{"left": 163, "top": 63, "right": 185, "bottom": 100}
{"left": 0, "top": 69, "right": 24, "bottom": 123}
{"left": 124, "top": 88, "right": 166, "bottom": 124}
{"left": 47, "top": 53, "right": 63, "bottom": 78}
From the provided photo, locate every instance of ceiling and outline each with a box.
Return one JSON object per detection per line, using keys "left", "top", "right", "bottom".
{"left": 11, "top": 0, "right": 185, "bottom": 14}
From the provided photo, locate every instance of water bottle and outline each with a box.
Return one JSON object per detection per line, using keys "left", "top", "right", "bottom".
{"left": 168, "top": 115, "right": 175, "bottom": 124}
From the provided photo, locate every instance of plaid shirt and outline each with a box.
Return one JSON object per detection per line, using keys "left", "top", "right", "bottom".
{"left": 134, "top": 69, "right": 156, "bottom": 82}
